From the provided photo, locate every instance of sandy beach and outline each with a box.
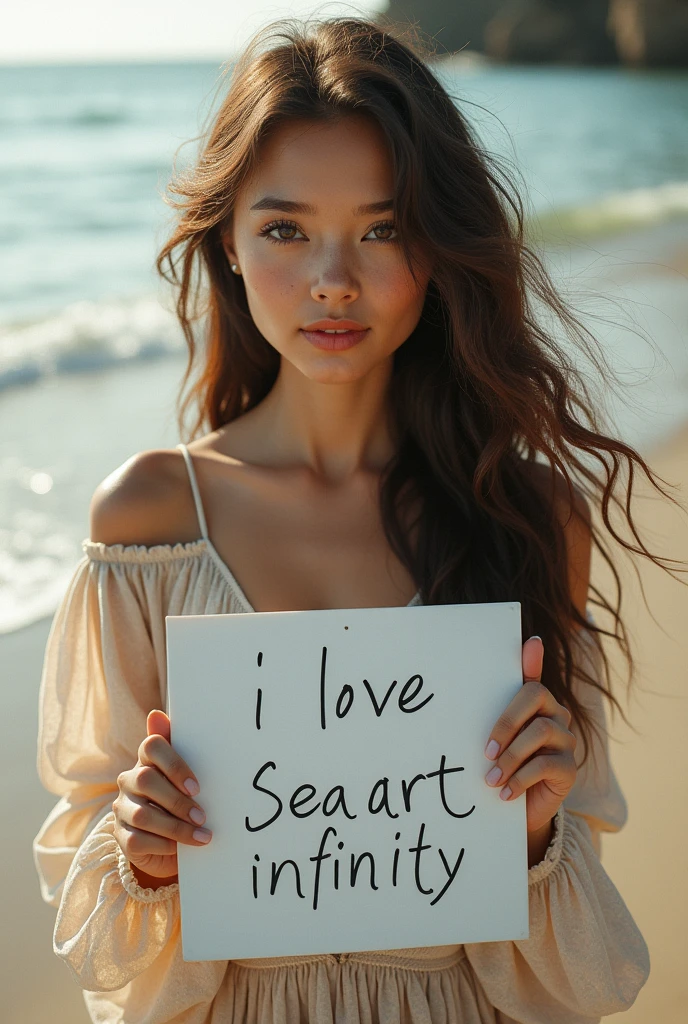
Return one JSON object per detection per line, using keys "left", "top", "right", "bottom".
{"left": 598, "top": 420, "right": 688, "bottom": 1024}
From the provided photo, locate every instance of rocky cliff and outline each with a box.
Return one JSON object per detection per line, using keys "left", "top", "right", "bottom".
{"left": 378, "top": 0, "right": 503, "bottom": 55}
{"left": 485, "top": 0, "right": 617, "bottom": 64}
{"left": 382, "top": 0, "right": 688, "bottom": 66}
{"left": 609, "top": 0, "right": 688, "bottom": 65}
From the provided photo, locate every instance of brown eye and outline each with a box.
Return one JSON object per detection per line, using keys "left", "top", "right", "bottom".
{"left": 273, "top": 223, "right": 298, "bottom": 240}
{"left": 365, "top": 221, "right": 397, "bottom": 242}
{"left": 259, "top": 219, "right": 304, "bottom": 244}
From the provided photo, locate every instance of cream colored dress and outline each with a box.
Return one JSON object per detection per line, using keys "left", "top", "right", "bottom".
{"left": 33, "top": 444, "right": 649, "bottom": 1024}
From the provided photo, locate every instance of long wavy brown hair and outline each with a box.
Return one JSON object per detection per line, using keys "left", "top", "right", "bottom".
{"left": 155, "top": 15, "right": 684, "bottom": 762}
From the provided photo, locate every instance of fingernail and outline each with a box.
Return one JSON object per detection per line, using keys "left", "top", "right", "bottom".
{"left": 485, "top": 765, "right": 502, "bottom": 786}
{"left": 485, "top": 739, "right": 500, "bottom": 760}
{"left": 184, "top": 778, "right": 200, "bottom": 796}
{"left": 189, "top": 807, "right": 205, "bottom": 825}
{"left": 499, "top": 786, "right": 512, "bottom": 801}
{"left": 193, "top": 828, "right": 212, "bottom": 843}
{"left": 529, "top": 635, "right": 542, "bottom": 642}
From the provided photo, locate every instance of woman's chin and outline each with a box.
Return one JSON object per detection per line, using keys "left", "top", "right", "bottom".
{"left": 289, "top": 351, "right": 380, "bottom": 386}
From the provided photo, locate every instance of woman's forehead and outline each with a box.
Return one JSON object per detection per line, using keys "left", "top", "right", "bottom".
{"left": 239, "top": 116, "right": 394, "bottom": 211}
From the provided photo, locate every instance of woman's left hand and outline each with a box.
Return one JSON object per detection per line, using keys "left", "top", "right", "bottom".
{"left": 483, "top": 636, "right": 577, "bottom": 842}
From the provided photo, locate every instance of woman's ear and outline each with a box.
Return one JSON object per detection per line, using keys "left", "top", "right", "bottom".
{"left": 220, "top": 228, "right": 238, "bottom": 266}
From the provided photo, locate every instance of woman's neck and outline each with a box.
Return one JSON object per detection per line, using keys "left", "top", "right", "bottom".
{"left": 240, "top": 357, "right": 398, "bottom": 482}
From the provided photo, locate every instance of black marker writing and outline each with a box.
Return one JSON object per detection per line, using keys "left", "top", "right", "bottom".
{"left": 244, "top": 754, "right": 472, "bottom": 831}
{"left": 245, "top": 761, "right": 282, "bottom": 833}
{"left": 250, "top": 824, "right": 466, "bottom": 906}
{"left": 255, "top": 652, "right": 263, "bottom": 730}
{"left": 426, "top": 756, "right": 476, "bottom": 819}
{"left": 318, "top": 652, "right": 435, "bottom": 729}
{"left": 430, "top": 847, "right": 465, "bottom": 907}
{"left": 362, "top": 678, "right": 398, "bottom": 717}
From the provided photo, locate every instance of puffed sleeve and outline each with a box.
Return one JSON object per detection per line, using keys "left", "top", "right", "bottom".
{"left": 32, "top": 550, "right": 227, "bottom": 1013}
{"left": 463, "top": 617, "right": 650, "bottom": 1023}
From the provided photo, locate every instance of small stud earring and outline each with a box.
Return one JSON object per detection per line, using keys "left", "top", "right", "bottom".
{"left": 230, "top": 263, "right": 240, "bottom": 274}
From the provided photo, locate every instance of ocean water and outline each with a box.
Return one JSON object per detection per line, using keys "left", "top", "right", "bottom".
{"left": 1, "top": 59, "right": 688, "bottom": 634}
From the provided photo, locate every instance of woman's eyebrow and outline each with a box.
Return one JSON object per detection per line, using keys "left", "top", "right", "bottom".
{"left": 249, "top": 196, "right": 394, "bottom": 215}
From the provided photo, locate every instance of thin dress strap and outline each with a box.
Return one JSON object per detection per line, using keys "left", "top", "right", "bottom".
{"left": 176, "top": 443, "right": 209, "bottom": 541}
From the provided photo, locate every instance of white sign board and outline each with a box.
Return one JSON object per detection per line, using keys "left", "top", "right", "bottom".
{"left": 166, "top": 602, "right": 528, "bottom": 961}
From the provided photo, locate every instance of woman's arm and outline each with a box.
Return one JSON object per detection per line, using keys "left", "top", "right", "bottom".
{"left": 33, "top": 553, "right": 179, "bottom": 969}
{"left": 33, "top": 541, "right": 227, "bottom": 1016}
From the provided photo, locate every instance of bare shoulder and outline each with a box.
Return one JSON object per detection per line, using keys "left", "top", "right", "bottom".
{"left": 89, "top": 448, "right": 199, "bottom": 547}
{"left": 520, "top": 459, "right": 592, "bottom": 622}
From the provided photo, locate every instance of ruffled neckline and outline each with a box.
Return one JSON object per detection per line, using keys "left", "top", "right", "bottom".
{"left": 83, "top": 537, "right": 209, "bottom": 563}
{"left": 81, "top": 537, "right": 423, "bottom": 614}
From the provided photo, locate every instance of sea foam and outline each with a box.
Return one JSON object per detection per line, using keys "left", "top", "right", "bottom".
{"left": 0, "top": 295, "right": 184, "bottom": 392}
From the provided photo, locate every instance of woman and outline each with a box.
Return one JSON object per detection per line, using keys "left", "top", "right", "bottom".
{"left": 34, "top": 15, "right": 667, "bottom": 1024}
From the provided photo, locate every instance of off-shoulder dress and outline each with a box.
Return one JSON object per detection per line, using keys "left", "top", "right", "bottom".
{"left": 33, "top": 443, "right": 650, "bottom": 1024}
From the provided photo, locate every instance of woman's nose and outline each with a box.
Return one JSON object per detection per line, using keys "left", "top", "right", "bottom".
{"left": 310, "top": 252, "right": 360, "bottom": 304}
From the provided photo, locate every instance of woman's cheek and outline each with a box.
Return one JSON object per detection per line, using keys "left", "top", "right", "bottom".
{"left": 378, "top": 266, "right": 430, "bottom": 332}
{"left": 244, "top": 264, "right": 298, "bottom": 335}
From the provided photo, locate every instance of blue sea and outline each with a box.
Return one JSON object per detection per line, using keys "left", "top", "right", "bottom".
{"left": 1, "top": 59, "right": 688, "bottom": 633}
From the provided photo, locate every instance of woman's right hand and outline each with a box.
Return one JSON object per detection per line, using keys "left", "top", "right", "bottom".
{"left": 113, "top": 709, "right": 212, "bottom": 884}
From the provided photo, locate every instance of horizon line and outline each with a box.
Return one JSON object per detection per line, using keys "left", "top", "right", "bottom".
{"left": 0, "top": 52, "right": 242, "bottom": 69}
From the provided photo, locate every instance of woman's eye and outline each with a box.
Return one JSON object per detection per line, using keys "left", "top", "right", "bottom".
{"left": 260, "top": 220, "right": 305, "bottom": 244}
{"left": 364, "top": 221, "right": 397, "bottom": 242}
{"left": 259, "top": 219, "right": 397, "bottom": 245}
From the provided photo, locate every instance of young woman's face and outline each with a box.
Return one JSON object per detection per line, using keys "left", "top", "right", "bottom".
{"left": 223, "top": 114, "right": 431, "bottom": 385}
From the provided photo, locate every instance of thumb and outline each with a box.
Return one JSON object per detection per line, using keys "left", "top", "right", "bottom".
{"left": 522, "top": 635, "right": 544, "bottom": 684}
{"left": 147, "top": 709, "right": 171, "bottom": 742}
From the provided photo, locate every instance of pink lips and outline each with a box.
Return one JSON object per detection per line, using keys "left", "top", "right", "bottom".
{"left": 300, "top": 328, "right": 369, "bottom": 351}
